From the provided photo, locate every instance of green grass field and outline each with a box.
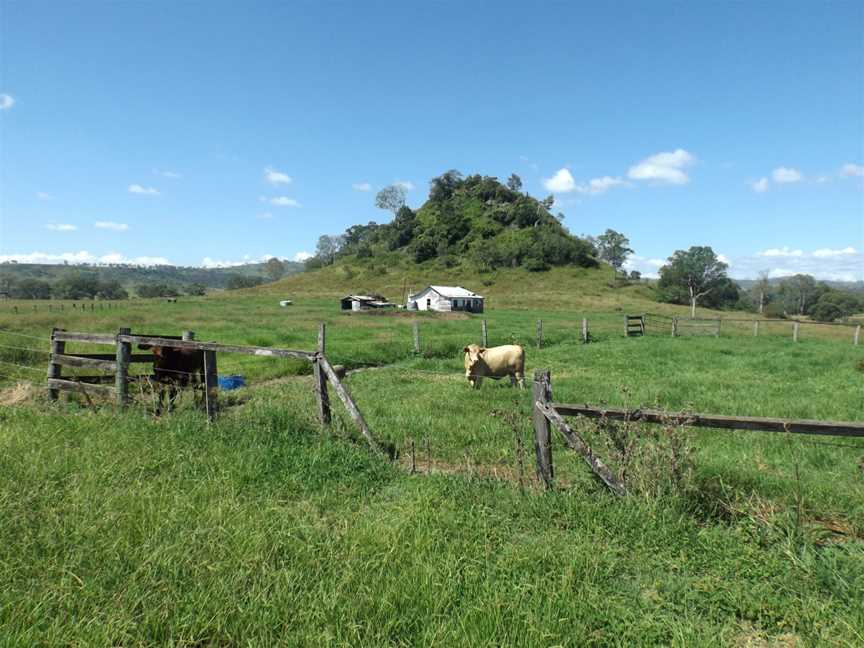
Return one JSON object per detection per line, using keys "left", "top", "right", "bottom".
{"left": 1, "top": 282, "right": 863, "bottom": 646}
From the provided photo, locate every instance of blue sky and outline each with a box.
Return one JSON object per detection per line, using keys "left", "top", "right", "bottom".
{"left": 1, "top": 1, "right": 862, "bottom": 279}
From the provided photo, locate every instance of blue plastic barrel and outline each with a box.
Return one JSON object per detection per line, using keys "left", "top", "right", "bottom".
{"left": 218, "top": 375, "right": 246, "bottom": 390}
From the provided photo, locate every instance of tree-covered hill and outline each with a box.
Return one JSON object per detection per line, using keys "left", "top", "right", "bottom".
{"left": 310, "top": 171, "right": 598, "bottom": 273}
{"left": 0, "top": 259, "right": 303, "bottom": 299}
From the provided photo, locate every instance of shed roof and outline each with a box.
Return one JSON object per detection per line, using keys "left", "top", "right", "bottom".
{"left": 411, "top": 285, "right": 484, "bottom": 300}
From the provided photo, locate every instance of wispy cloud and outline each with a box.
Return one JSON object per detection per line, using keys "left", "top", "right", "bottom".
{"left": 0, "top": 251, "right": 170, "bottom": 266}
{"left": 771, "top": 167, "right": 803, "bottom": 184}
{"left": 293, "top": 251, "right": 312, "bottom": 262}
{"left": 576, "top": 176, "right": 627, "bottom": 195}
{"left": 36, "top": 192, "right": 52, "bottom": 200}
{"left": 0, "top": 94, "right": 14, "bottom": 110}
{"left": 394, "top": 180, "right": 415, "bottom": 191}
{"left": 128, "top": 184, "right": 160, "bottom": 195}
{"left": 94, "top": 221, "right": 130, "bottom": 231}
{"left": 758, "top": 247, "right": 803, "bottom": 257}
{"left": 812, "top": 246, "right": 857, "bottom": 258}
{"left": 45, "top": 223, "right": 77, "bottom": 232}
{"left": 750, "top": 178, "right": 769, "bottom": 193}
{"left": 256, "top": 212, "right": 274, "bottom": 220}
{"left": 264, "top": 167, "right": 292, "bottom": 185}
{"left": 627, "top": 149, "right": 695, "bottom": 185}
{"left": 730, "top": 246, "right": 863, "bottom": 282}
{"left": 352, "top": 182, "right": 372, "bottom": 192}
{"left": 269, "top": 196, "right": 301, "bottom": 207}
{"left": 840, "top": 163, "right": 864, "bottom": 178}
{"left": 153, "top": 169, "right": 182, "bottom": 179}
{"left": 542, "top": 168, "right": 576, "bottom": 193}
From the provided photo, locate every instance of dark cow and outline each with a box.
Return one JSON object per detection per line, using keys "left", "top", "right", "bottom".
{"left": 140, "top": 343, "right": 205, "bottom": 414}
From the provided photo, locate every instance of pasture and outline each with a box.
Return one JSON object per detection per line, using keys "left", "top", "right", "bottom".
{"left": 1, "top": 295, "right": 863, "bottom": 645}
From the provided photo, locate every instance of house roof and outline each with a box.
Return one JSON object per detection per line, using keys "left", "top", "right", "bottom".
{"left": 411, "top": 285, "right": 484, "bottom": 300}
{"left": 342, "top": 294, "right": 385, "bottom": 301}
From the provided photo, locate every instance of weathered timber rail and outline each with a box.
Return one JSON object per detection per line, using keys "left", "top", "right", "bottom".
{"left": 551, "top": 404, "right": 864, "bottom": 438}
{"left": 531, "top": 368, "right": 864, "bottom": 496}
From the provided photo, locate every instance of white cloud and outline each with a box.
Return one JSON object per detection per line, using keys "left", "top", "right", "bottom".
{"left": 154, "top": 169, "right": 182, "bottom": 179}
{"left": 394, "top": 180, "right": 415, "bottom": 191}
{"left": 269, "top": 196, "right": 301, "bottom": 207}
{"left": 812, "top": 246, "right": 857, "bottom": 257}
{"left": 542, "top": 168, "right": 576, "bottom": 193}
{"left": 840, "top": 163, "right": 864, "bottom": 178}
{"left": 264, "top": 167, "right": 292, "bottom": 185}
{"left": 256, "top": 212, "right": 274, "bottom": 220}
{"left": 201, "top": 253, "right": 292, "bottom": 268}
{"left": 729, "top": 246, "right": 863, "bottom": 282}
{"left": 815, "top": 175, "right": 832, "bottom": 184}
{"left": 576, "top": 176, "right": 627, "bottom": 195}
{"left": 36, "top": 192, "right": 52, "bottom": 200}
{"left": 771, "top": 167, "right": 803, "bottom": 184}
{"left": 750, "top": 178, "right": 769, "bottom": 193}
{"left": 627, "top": 149, "right": 695, "bottom": 185}
{"left": 94, "top": 221, "right": 130, "bottom": 231}
{"left": 352, "top": 182, "right": 372, "bottom": 192}
{"left": 0, "top": 251, "right": 169, "bottom": 265}
{"left": 717, "top": 253, "right": 730, "bottom": 264}
{"left": 128, "top": 184, "right": 160, "bottom": 195}
{"left": 0, "top": 94, "right": 14, "bottom": 110}
{"left": 758, "top": 247, "right": 803, "bottom": 257}
{"left": 293, "top": 251, "right": 312, "bottom": 262}
{"left": 45, "top": 223, "right": 77, "bottom": 232}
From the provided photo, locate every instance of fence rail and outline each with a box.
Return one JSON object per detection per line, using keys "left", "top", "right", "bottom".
{"left": 531, "top": 369, "right": 864, "bottom": 495}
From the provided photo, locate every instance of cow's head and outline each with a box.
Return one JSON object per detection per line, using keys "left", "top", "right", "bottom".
{"left": 463, "top": 344, "right": 486, "bottom": 376}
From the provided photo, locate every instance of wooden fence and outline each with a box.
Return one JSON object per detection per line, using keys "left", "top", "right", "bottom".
{"left": 45, "top": 324, "right": 390, "bottom": 458}
{"left": 531, "top": 369, "right": 864, "bottom": 495}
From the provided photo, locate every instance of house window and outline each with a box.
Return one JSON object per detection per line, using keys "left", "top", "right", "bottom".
{"left": 426, "top": 298, "right": 431, "bottom": 309}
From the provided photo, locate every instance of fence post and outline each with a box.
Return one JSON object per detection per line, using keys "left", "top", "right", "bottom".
{"left": 753, "top": 320, "right": 759, "bottom": 337}
{"left": 182, "top": 330, "right": 195, "bottom": 342}
{"left": 47, "top": 328, "right": 66, "bottom": 401}
{"left": 623, "top": 315, "right": 628, "bottom": 337}
{"left": 671, "top": 317, "right": 678, "bottom": 338}
{"left": 481, "top": 319, "right": 488, "bottom": 347}
{"left": 855, "top": 324, "right": 861, "bottom": 346}
{"left": 582, "top": 317, "right": 589, "bottom": 344}
{"left": 412, "top": 321, "right": 420, "bottom": 354}
{"left": 532, "top": 369, "right": 553, "bottom": 489}
{"left": 203, "top": 350, "right": 218, "bottom": 422}
{"left": 536, "top": 319, "right": 543, "bottom": 349}
{"left": 314, "top": 324, "right": 331, "bottom": 426}
{"left": 714, "top": 319, "right": 721, "bottom": 337}
{"left": 793, "top": 321, "right": 800, "bottom": 343}
{"left": 115, "top": 327, "right": 131, "bottom": 407}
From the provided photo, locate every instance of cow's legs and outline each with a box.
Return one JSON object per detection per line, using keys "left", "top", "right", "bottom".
{"left": 515, "top": 372, "right": 525, "bottom": 389}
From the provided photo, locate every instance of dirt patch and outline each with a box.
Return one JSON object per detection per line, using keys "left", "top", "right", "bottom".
{"left": 733, "top": 622, "right": 801, "bottom": 647}
{"left": 0, "top": 381, "right": 38, "bottom": 406}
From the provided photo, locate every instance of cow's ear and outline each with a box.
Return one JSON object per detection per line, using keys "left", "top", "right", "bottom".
{"left": 478, "top": 347, "right": 486, "bottom": 355}
{"left": 463, "top": 346, "right": 470, "bottom": 353}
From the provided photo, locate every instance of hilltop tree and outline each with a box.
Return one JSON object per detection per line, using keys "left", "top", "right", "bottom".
{"left": 429, "top": 169, "right": 463, "bottom": 202}
{"left": 658, "top": 246, "right": 736, "bottom": 317}
{"left": 264, "top": 257, "right": 286, "bottom": 281}
{"left": 506, "top": 173, "right": 522, "bottom": 192}
{"left": 595, "top": 229, "right": 633, "bottom": 272}
{"left": 315, "top": 234, "right": 344, "bottom": 265}
{"left": 374, "top": 185, "right": 406, "bottom": 215}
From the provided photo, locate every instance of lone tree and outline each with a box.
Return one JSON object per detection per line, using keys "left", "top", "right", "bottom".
{"left": 506, "top": 173, "right": 522, "bottom": 192}
{"left": 264, "top": 257, "right": 286, "bottom": 281}
{"left": 315, "top": 234, "right": 344, "bottom": 265}
{"left": 595, "top": 229, "right": 633, "bottom": 272}
{"left": 374, "top": 185, "right": 407, "bottom": 215}
{"left": 658, "top": 246, "right": 732, "bottom": 317}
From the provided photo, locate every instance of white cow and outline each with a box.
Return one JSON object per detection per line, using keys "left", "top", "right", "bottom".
{"left": 463, "top": 344, "right": 525, "bottom": 389}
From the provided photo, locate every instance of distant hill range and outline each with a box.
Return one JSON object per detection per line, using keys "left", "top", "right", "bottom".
{"left": 0, "top": 260, "right": 304, "bottom": 293}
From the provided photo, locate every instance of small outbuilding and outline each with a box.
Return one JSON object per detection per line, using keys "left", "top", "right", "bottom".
{"left": 407, "top": 285, "right": 484, "bottom": 313}
{"left": 340, "top": 294, "right": 396, "bottom": 311}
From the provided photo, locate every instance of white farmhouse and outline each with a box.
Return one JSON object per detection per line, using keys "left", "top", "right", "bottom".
{"left": 407, "top": 285, "right": 484, "bottom": 313}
